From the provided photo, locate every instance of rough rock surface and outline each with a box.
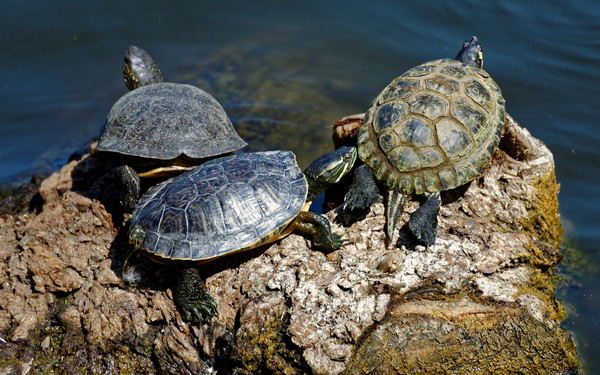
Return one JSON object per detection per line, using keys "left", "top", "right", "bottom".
{"left": 0, "top": 115, "right": 578, "bottom": 374}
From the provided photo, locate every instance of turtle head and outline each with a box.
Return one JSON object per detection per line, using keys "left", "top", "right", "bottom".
{"left": 304, "top": 146, "right": 357, "bottom": 202}
{"left": 455, "top": 36, "right": 483, "bottom": 68}
{"left": 123, "top": 45, "right": 164, "bottom": 90}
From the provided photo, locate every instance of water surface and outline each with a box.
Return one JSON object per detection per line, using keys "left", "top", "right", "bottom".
{"left": 1, "top": 0, "right": 599, "bottom": 370}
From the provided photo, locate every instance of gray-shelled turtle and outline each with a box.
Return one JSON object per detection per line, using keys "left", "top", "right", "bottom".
{"left": 128, "top": 146, "right": 356, "bottom": 323}
{"left": 97, "top": 45, "right": 246, "bottom": 210}
{"left": 345, "top": 36, "right": 506, "bottom": 246}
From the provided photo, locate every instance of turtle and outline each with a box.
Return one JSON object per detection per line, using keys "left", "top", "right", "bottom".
{"left": 344, "top": 36, "right": 506, "bottom": 246}
{"left": 127, "top": 146, "right": 357, "bottom": 324}
{"left": 97, "top": 45, "right": 247, "bottom": 211}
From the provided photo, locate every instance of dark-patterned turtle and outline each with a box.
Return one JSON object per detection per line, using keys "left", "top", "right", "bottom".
{"left": 345, "top": 36, "right": 506, "bottom": 246}
{"left": 128, "top": 146, "right": 356, "bottom": 323}
{"left": 97, "top": 45, "right": 246, "bottom": 211}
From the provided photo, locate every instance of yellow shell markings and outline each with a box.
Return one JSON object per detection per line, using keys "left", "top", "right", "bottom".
{"left": 358, "top": 59, "right": 504, "bottom": 196}
{"left": 130, "top": 216, "right": 298, "bottom": 265}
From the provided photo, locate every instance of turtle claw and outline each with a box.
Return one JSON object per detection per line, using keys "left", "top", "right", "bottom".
{"left": 331, "top": 233, "right": 344, "bottom": 249}
{"left": 182, "top": 292, "right": 217, "bottom": 325}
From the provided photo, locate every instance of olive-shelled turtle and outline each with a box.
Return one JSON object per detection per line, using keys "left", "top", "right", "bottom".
{"left": 345, "top": 36, "right": 506, "bottom": 246}
{"left": 97, "top": 45, "right": 246, "bottom": 210}
{"left": 128, "top": 146, "right": 356, "bottom": 323}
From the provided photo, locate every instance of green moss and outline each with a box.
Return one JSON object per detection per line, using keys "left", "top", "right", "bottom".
{"left": 0, "top": 313, "right": 165, "bottom": 374}
{"left": 345, "top": 297, "right": 579, "bottom": 374}
{"left": 233, "top": 311, "right": 308, "bottom": 374}
{"left": 518, "top": 168, "right": 564, "bottom": 247}
{"left": 0, "top": 325, "right": 64, "bottom": 375}
{"left": 0, "top": 343, "right": 19, "bottom": 371}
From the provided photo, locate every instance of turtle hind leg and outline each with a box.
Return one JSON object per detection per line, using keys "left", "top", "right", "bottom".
{"left": 112, "top": 164, "right": 141, "bottom": 212}
{"left": 175, "top": 266, "right": 217, "bottom": 324}
{"left": 385, "top": 188, "right": 408, "bottom": 245}
{"left": 409, "top": 192, "right": 441, "bottom": 247}
{"left": 292, "top": 211, "right": 342, "bottom": 251}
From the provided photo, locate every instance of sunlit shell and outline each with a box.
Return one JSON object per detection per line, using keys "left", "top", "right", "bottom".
{"left": 358, "top": 58, "right": 505, "bottom": 195}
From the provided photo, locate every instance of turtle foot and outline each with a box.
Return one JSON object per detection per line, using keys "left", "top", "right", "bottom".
{"left": 313, "top": 231, "right": 343, "bottom": 251}
{"left": 344, "top": 189, "right": 380, "bottom": 212}
{"left": 175, "top": 266, "right": 217, "bottom": 324}
{"left": 294, "top": 211, "right": 343, "bottom": 251}
{"left": 113, "top": 164, "right": 140, "bottom": 212}
{"left": 409, "top": 192, "right": 441, "bottom": 247}
{"left": 344, "top": 164, "right": 380, "bottom": 212}
{"left": 179, "top": 291, "right": 217, "bottom": 325}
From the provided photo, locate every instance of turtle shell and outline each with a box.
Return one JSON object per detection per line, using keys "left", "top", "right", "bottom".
{"left": 97, "top": 82, "right": 247, "bottom": 160}
{"left": 129, "top": 151, "right": 307, "bottom": 262}
{"left": 357, "top": 58, "right": 505, "bottom": 195}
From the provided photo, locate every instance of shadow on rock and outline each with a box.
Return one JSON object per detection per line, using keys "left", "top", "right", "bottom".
{"left": 70, "top": 151, "right": 128, "bottom": 226}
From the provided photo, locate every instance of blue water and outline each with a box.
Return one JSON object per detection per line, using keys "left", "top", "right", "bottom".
{"left": 1, "top": 0, "right": 599, "bottom": 370}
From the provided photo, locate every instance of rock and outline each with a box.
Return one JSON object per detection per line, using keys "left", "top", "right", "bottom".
{"left": 0, "top": 115, "right": 578, "bottom": 374}
{"left": 344, "top": 298, "right": 576, "bottom": 374}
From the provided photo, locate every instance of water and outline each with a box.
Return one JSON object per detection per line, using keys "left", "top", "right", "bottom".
{"left": 2, "top": 0, "right": 599, "bottom": 370}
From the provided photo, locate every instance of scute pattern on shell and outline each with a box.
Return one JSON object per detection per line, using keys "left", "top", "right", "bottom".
{"left": 129, "top": 151, "right": 307, "bottom": 261}
{"left": 98, "top": 82, "right": 246, "bottom": 160}
{"left": 357, "top": 58, "right": 505, "bottom": 195}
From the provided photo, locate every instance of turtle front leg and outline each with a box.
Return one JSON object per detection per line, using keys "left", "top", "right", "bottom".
{"left": 175, "top": 266, "right": 217, "bottom": 324}
{"left": 344, "top": 164, "right": 381, "bottom": 212}
{"left": 112, "top": 164, "right": 141, "bottom": 212}
{"left": 408, "top": 192, "right": 441, "bottom": 247}
{"left": 292, "top": 211, "right": 343, "bottom": 251}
